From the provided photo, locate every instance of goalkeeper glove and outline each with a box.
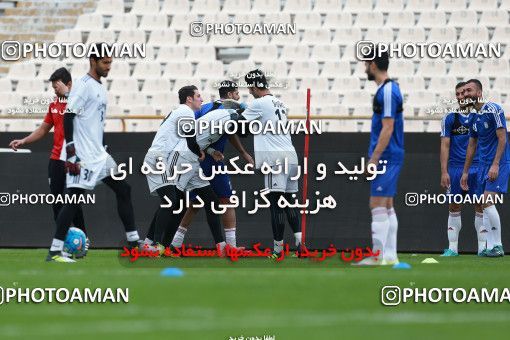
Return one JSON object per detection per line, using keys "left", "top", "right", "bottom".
{"left": 65, "top": 142, "right": 81, "bottom": 176}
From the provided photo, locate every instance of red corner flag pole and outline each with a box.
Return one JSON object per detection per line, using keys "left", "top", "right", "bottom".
{"left": 301, "top": 88, "right": 311, "bottom": 246}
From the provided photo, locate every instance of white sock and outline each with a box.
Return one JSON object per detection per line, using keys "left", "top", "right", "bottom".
{"left": 485, "top": 205, "right": 502, "bottom": 248}
{"left": 217, "top": 241, "right": 226, "bottom": 252}
{"left": 274, "top": 240, "right": 283, "bottom": 253}
{"left": 447, "top": 211, "right": 462, "bottom": 253}
{"left": 474, "top": 212, "right": 487, "bottom": 253}
{"left": 171, "top": 226, "right": 187, "bottom": 247}
{"left": 483, "top": 208, "right": 495, "bottom": 249}
{"left": 50, "top": 238, "right": 64, "bottom": 252}
{"left": 371, "top": 207, "right": 390, "bottom": 259}
{"left": 225, "top": 228, "right": 236, "bottom": 247}
{"left": 385, "top": 208, "right": 398, "bottom": 261}
{"left": 294, "top": 232, "right": 302, "bottom": 246}
{"left": 144, "top": 237, "right": 153, "bottom": 245}
{"left": 126, "top": 231, "right": 140, "bottom": 242}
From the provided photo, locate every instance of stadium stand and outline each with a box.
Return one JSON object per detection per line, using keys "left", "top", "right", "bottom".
{"left": 0, "top": 0, "right": 509, "bottom": 132}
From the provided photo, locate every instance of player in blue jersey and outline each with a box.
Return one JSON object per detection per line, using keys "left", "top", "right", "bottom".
{"left": 440, "top": 82, "right": 486, "bottom": 256}
{"left": 168, "top": 81, "right": 254, "bottom": 249}
{"left": 461, "top": 79, "right": 509, "bottom": 257}
{"left": 355, "top": 49, "right": 404, "bottom": 266}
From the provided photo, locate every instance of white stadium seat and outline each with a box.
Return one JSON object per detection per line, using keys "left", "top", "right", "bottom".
{"left": 163, "top": 62, "right": 193, "bottom": 78}
{"left": 132, "top": 62, "right": 161, "bottom": 79}
{"left": 0, "top": 93, "right": 22, "bottom": 106}
{"left": 322, "top": 61, "right": 351, "bottom": 77}
{"left": 448, "top": 10, "right": 477, "bottom": 27}
{"left": 87, "top": 30, "right": 116, "bottom": 44}
{"left": 270, "top": 32, "right": 300, "bottom": 45}
{"left": 95, "top": 0, "right": 124, "bottom": 15}
{"left": 104, "top": 119, "right": 123, "bottom": 131}
{"left": 280, "top": 45, "right": 310, "bottom": 61}
{"left": 147, "top": 29, "right": 177, "bottom": 46}
{"left": 428, "top": 76, "right": 458, "bottom": 93}
{"left": 75, "top": 14, "right": 104, "bottom": 30}
{"left": 125, "top": 120, "right": 161, "bottom": 131}
{"left": 318, "top": 105, "right": 348, "bottom": 116}
{"left": 264, "top": 13, "right": 291, "bottom": 24}
{"left": 479, "top": 11, "right": 509, "bottom": 27}
{"left": 118, "top": 92, "right": 148, "bottom": 106}
{"left": 312, "top": 91, "right": 339, "bottom": 105}
{"left": 178, "top": 32, "right": 208, "bottom": 46}
{"left": 235, "top": 13, "right": 262, "bottom": 24}
{"left": 108, "top": 14, "right": 138, "bottom": 30}
{"left": 481, "top": 59, "right": 510, "bottom": 77}
{"left": 397, "top": 27, "right": 425, "bottom": 42}
{"left": 294, "top": 13, "right": 322, "bottom": 29}
{"left": 390, "top": 60, "right": 415, "bottom": 77}
{"left": 375, "top": 0, "right": 404, "bottom": 11}
{"left": 311, "top": 45, "right": 341, "bottom": 61}
{"left": 126, "top": 105, "right": 157, "bottom": 116}
{"left": 130, "top": 0, "right": 160, "bottom": 14}
{"left": 492, "top": 27, "right": 510, "bottom": 43}
{"left": 365, "top": 27, "right": 394, "bottom": 43}
{"left": 332, "top": 28, "right": 362, "bottom": 44}
{"left": 155, "top": 45, "right": 185, "bottom": 61}
{"left": 299, "top": 77, "right": 329, "bottom": 91}
{"left": 395, "top": 76, "right": 425, "bottom": 93}
{"left": 16, "top": 79, "right": 46, "bottom": 94}
{"left": 0, "top": 78, "right": 12, "bottom": 92}
{"left": 437, "top": 0, "right": 467, "bottom": 11}
{"left": 406, "top": 0, "right": 434, "bottom": 10}
{"left": 282, "top": 0, "right": 312, "bottom": 13}
{"left": 7, "top": 62, "right": 36, "bottom": 79}
{"left": 494, "top": 77, "right": 510, "bottom": 92}
{"left": 151, "top": 92, "right": 180, "bottom": 111}
{"left": 249, "top": 45, "right": 278, "bottom": 61}
{"left": 288, "top": 61, "right": 319, "bottom": 78}
{"left": 190, "top": 0, "right": 220, "bottom": 13}
{"left": 427, "top": 27, "right": 457, "bottom": 43}
{"left": 344, "top": 0, "right": 373, "bottom": 11}
{"left": 331, "top": 77, "right": 361, "bottom": 91}
{"left": 117, "top": 29, "right": 146, "bottom": 44}
{"left": 406, "top": 91, "right": 436, "bottom": 105}
{"left": 195, "top": 61, "right": 225, "bottom": 78}
{"left": 251, "top": 0, "right": 280, "bottom": 13}
{"left": 139, "top": 14, "right": 169, "bottom": 30}
{"left": 186, "top": 46, "right": 216, "bottom": 61}
{"left": 342, "top": 91, "right": 372, "bottom": 107}
{"left": 54, "top": 29, "right": 82, "bottom": 43}
{"left": 356, "top": 12, "right": 384, "bottom": 28}
{"left": 387, "top": 12, "right": 415, "bottom": 27}
{"left": 238, "top": 34, "right": 271, "bottom": 46}
{"left": 69, "top": 61, "right": 89, "bottom": 75}
{"left": 202, "top": 12, "right": 230, "bottom": 23}
{"left": 142, "top": 79, "right": 172, "bottom": 93}
{"left": 161, "top": 0, "right": 191, "bottom": 14}
{"left": 417, "top": 59, "right": 447, "bottom": 76}
{"left": 222, "top": 0, "right": 251, "bottom": 13}
{"left": 449, "top": 59, "right": 480, "bottom": 77}
{"left": 417, "top": 11, "right": 447, "bottom": 27}
{"left": 314, "top": 0, "right": 342, "bottom": 13}
{"left": 208, "top": 33, "right": 239, "bottom": 47}
{"left": 110, "top": 78, "right": 139, "bottom": 93}
{"left": 108, "top": 61, "right": 131, "bottom": 78}
{"left": 36, "top": 62, "right": 68, "bottom": 80}
{"left": 323, "top": 13, "right": 352, "bottom": 29}
{"left": 459, "top": 27, "right": 489, "bottom": 43}
{"left": 170, "top": 14, "right": 199, "bottom": 29}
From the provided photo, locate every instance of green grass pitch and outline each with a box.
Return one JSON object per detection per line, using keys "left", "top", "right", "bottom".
{"left": 1, "top": 249, "right": 510, "bottom": 339}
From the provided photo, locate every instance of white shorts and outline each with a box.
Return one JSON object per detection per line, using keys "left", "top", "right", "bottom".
{"left": 145, "top": 151, "right": 209, "bottom": 195}
{"left": 264, "top": 163, "right": 299, "bottom": 193}
{"left": 67, "top": 154, "right": 118, "bottom": 190}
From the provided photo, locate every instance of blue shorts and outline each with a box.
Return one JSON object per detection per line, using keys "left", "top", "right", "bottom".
{"left": 448, "top": 165, "right": 479, "bottom": 196}
{"left": 476, "top": 163, "right": 510, "bottom": 195}
{"left": 370, "top": 162, "right": 402, "bottom": 197}
{"left": 190, "top": 156, "right": 233, "bottom": 199}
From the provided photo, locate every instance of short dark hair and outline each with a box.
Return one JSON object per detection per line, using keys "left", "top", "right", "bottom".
{"left": 371, "top": 49, "right": 389, "bottom": 71}
{"left": 455, "top": 81, "right": 466, "bottom": 90}
{"left": 244, "top": 69, "right": 268, "bottom": 89}
{"left": 48, "top": 67, "right": 72, "bottom": 84}
{"left": 89, "top": 42, "right": 110, "bottom": 61}
{"left": 466, "top": 78, "right": 483, "bottom": 91}
{"left": 178, "top": 85, "right": 198, "bottom": 104}
{"left": 218, "top": 80, "right": 238, "bottom": 99}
